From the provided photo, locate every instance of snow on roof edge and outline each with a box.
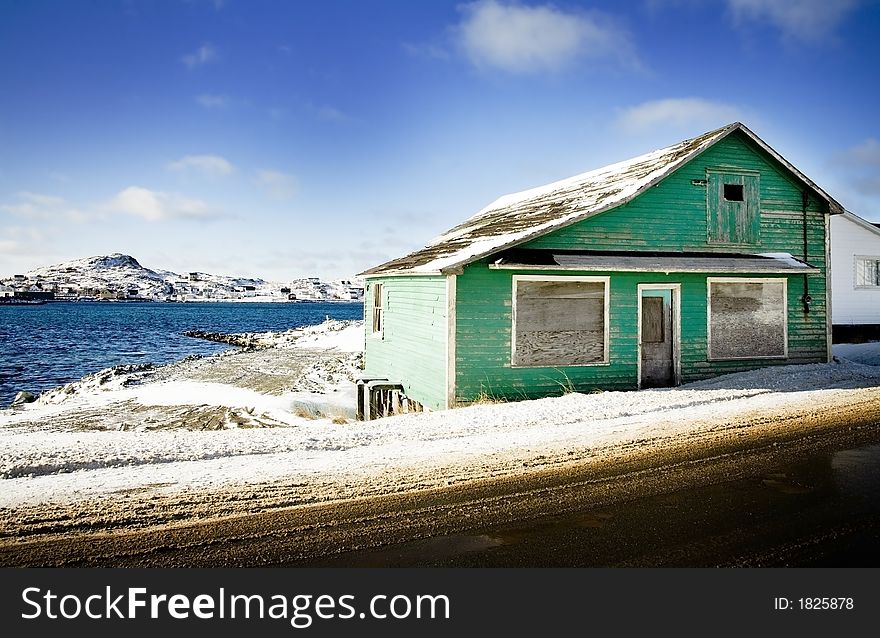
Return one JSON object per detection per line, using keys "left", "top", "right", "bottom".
{"left": 757, "top": 252, "right": 817, "bottom": 270}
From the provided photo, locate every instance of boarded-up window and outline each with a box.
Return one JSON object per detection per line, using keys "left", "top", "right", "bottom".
{"left": 709, "top": 280, "right": 786, "bottom": 359}
{"left": 513, "top": 278, "right": 607, "bottom": 366}
{"left": 641, "top": 297, "right": 665, "bottom": 343}
{"left": 854, "top": 257, "right": 880, "bottom": 287}
{"left": 708, "top": 170, "right": 759, "bottom": 245}
{"left": 371, "top": 283, "right": 384, "bottom": 336}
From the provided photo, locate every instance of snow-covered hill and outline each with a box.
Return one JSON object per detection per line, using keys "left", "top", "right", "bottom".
{"left": 3, "top": 253, "right": 363, "bottom": 302}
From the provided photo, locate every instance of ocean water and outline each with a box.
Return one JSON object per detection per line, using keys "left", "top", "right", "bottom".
{"left": 0, "top": 301, "right": 363, "bottom": 406}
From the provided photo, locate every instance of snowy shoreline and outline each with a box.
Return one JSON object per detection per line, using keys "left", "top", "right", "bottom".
{"left": 2, "top": 322, "right": 880, "bottom": 539}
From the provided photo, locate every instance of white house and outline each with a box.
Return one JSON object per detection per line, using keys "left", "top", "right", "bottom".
{"left": 0, "top": 284, "right": 14, "bottom": 298}
{"left": 831, "top": 210, "right": 880, "bottom": 328}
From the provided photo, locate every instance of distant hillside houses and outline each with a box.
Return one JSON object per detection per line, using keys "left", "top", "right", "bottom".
{"left": 1, "top": 253, "right": 364, "bottom": 303}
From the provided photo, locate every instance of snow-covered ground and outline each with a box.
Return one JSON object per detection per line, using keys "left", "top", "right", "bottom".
{"left": 2, "top": 323, "right": 880, "bottom": 536}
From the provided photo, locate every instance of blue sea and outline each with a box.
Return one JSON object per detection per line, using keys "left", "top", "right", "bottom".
{"left": 0, "top": 301, "right": 363, "bottom": 406}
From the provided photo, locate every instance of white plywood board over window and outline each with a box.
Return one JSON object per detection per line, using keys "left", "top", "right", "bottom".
{"left": 707, "top": 277, "right": 788, "bottom": 360}
{"left": 511, "top": 275, "right": 610, "bottom": 367}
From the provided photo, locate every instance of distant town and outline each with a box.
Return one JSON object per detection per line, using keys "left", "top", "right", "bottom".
{"left": 0, "top": 253, "right": 364, "bottom": 304}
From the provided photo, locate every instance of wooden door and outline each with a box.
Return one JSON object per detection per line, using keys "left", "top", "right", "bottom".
{"left": 640, "top": 292, "right": 674, "bottom": 388}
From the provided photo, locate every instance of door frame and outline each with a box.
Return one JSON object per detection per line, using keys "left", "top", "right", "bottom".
{"left": 637, "top": 283, "right": 681, "bottom": 389}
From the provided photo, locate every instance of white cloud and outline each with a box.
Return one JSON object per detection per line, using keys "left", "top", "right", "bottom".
{"left": 2, "top": 188, "right": 218, "bottom": 225}
{"left": 195, "top": 93, "right": 229, "bottom": 108}
{"left": 455, "top": 0, "right": 639, "bottom": 73}
{"left": 616, "top": 97, "right": 745, "bottom": 133}
{"left": 727, "top": 0, "right": 859, "bottom": 43}
{"left": 105, "top": 186, "right": 214, "bottom": 221}
{"left": 166, "top": 154, "right": 235, "bottom": 177}
{"left": 0, "top": 191, "right": 83, "bottom": 220}
{"left": 2, "top": 225, "right": 49, "bottom": 243}
{"left": 0, "top": 227, "right": 43, "bottom": 256}
{"left": 14, "top": 191, "right": 65, "bottom": 208}
{"left": 255, "top": 170, "right": 298, "bottom": 199}
{"left": 181, "top": 43, "right": 218, "bottom": 69}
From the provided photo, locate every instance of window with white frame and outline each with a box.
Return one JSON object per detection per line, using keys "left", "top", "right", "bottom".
{"left": 854, "top": 256, "right": 880, "bottom": 288}
{"left": 371, "top": 282, "right": 384, "bottom": 336}
{"left": 513, "top": 276, "right": 608, "bottom": 367}
{"left": 708, "top": 278, "right": 787, "bottom": 360}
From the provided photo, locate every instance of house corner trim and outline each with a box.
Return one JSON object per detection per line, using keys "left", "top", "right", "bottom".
{"left": 445, "top": 274, "right": 457, "bottom": 409}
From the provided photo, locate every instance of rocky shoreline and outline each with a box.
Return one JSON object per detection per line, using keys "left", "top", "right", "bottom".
{"left": 183, "top": 329, "right": 267, "bottom": 349}
{"left": 183, "top": 320, "right": 360, "bottom": 352}
{"left": 3, "top": 320, "right": 361, "bottom": 408}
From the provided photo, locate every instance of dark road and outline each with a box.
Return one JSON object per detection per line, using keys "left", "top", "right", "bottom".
{"left": 292, "top": 432, "right": 880, "bottom": 567}
{"left": 3, "top": 419, "right": 880, "bottom": 568}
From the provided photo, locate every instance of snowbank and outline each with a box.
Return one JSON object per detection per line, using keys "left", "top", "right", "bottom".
{"left": 196, "top": 319, "right": 363, "bottom": 351}
{"left": 290, "top": 320, "right": 363, "bottom": 352}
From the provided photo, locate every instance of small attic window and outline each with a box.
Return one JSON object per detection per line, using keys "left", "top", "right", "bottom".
{"left": 723, "top": 184, "right": 744, "bottom": 202}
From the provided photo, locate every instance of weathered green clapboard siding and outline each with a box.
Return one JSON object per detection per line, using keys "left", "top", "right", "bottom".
{"left": 453, "top": 131, "right": 829, "bottom": 402}
{"left": 363, "top": 275, "right": 447, "bottom": 410}
{"left": 454, "top": 267, "right": 826, "bottom": 402}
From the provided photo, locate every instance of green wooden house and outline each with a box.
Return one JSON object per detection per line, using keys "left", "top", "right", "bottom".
{"left": 359, "top": 123, "right": 843, "bottom": 414}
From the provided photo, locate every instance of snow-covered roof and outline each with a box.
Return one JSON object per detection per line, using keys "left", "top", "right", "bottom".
{"left": 361, "top": 122, "right": 843, "bottom": 276}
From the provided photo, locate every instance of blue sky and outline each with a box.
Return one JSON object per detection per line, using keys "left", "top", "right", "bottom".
{"left": 1, "top": 0, "right": 879, "bottom": 280}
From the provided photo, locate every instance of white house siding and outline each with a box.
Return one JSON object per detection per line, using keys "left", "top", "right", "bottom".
{"left": 831, "top": 212, "right": 880, "bottom": 325}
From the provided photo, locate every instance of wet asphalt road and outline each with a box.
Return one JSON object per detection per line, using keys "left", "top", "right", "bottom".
{"left": 292, "top": 429, "right": 880, "bottom": 567}
{"left": 3, "top": 419, "right": 879, "bottom": 568}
